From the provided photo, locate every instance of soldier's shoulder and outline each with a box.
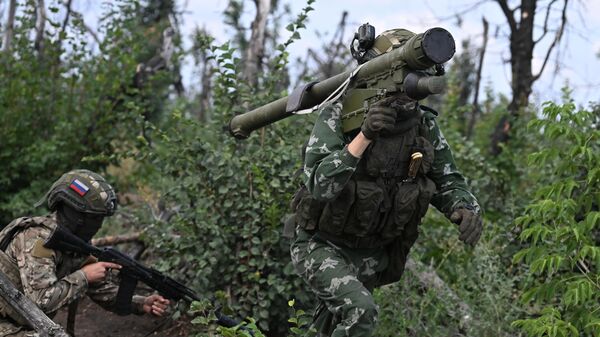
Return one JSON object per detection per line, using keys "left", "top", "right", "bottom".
{"left": 419, "top": 105, "right": 439, "bottom": 119}
{"left": 318, "top": 99, "right": 343, "bottom": 115}
{"left": 4, "top": 215, "right": 57, "bottom": 258}
{"left": 12, "top": 215, "right": 57, "bottom": 239}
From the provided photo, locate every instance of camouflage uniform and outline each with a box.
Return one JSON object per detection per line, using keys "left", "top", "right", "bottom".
{"left": 290, "top": 99, "right": 480, "bottom": 337}
{"left": 0, "top": 214, "right": 145, "bottom": 337}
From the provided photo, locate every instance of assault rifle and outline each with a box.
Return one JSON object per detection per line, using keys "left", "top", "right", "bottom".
{"left": 43, "top": 225, "right": 246, "bottom": 331}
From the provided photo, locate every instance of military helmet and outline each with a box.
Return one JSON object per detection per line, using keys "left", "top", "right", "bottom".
{"left": 36, "top": 169, "right": 117, "bottom": 216}
{"left": 351, "top": 24, "right": 417, "bottom": 64}
{"left": 364, "top": 29, "right": 417, "bottom": 62}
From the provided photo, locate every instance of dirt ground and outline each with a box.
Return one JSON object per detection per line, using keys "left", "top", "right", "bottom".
{"left": 53, "top": 297, "right": 192, "bottom": 337}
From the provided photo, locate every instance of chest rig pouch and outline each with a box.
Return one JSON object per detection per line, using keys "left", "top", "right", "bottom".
{"left": 293, "top": 108, "right": 437, "bottom": 249}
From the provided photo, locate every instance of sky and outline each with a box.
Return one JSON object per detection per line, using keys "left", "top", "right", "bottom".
{"left": 4, "top": 0, "right": 599, "bottom": 107}
{"left": 178, "top": 0, "right": 600, "bottom": 107}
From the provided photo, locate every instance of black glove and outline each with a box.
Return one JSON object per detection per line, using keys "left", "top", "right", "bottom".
{"left": 450, "top": 207, "right": 483, "bottom": 246}
{"left": 360, "top": 104, "right": 396, "bottom": 140}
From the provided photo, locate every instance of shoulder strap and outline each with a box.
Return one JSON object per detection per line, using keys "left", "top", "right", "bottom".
{"left": 0, "top": 218, "right": 29, "bottom": 251}
{"left": 419, "top": 104, "right": 439, "bottom": 118}
{"left": 0, "top": 216, "right": 54, "bottom": 251}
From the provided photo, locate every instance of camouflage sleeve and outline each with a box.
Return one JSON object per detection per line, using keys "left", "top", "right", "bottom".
{"left": 86, "top": 276, "right": 146, "bottom": 315}
{"left": 423, "top": 115, "right": 481, "bottom": 216}
{"left": 303, "top": 100, "right": 360, "bottom": 201}
{"left": 11, "top": 227, "right": 88, "bottom": 314}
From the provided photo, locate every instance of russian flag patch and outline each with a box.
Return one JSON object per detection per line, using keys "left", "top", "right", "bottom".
{"left": 69, "top": 179, "right": 90, "bottom": 197}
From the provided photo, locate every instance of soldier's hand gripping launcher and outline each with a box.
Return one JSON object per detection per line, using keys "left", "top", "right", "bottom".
{"left": 43, "top": 225, "right": 246, "bottom": 330}
{"left": 228, "top": 26, "right": 455, "bottom": 138}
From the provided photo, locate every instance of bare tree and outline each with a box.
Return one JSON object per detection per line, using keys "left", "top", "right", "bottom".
{"left": 2, "top": 0, "right": 17, "bottom": 52}
{"left": 311, "top": 11, "right": 350, "bottom": 78}
{"left": 34, "top": 0, "right": 46, "bottom": 53}
{"left": 191, "top": 27, "right": 216, "bottom": 121}
{"left": 491, "top": 0, "right": 569, "bottom": 154}
{"left": 466, "top": 17, "right": 489, "bottom": 140}
{"left": 453, "top": 39, "right": 477, "bottom": 109}
{"left": 59, "top": 0, "right": 73, "bottom": 41}
{"left": 295, "top": 11, "right": 353, "bottom": 85}
{"left": 224, "top": 0, "right": 248, "bottom": 53}
{"left": 61, "top": 5, "right": 101, "bottom": 47}
{"left": 243, "top": 0, "right": 272, "bottom": 85}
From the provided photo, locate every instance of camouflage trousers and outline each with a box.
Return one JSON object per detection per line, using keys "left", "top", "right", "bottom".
{"left": 0, "top": 320, "right": 37, "bottom": 337}
{"left": 290, "top": 228, "right": 389, "bottom": 337}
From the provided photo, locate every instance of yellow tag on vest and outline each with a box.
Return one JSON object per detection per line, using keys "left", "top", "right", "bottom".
{"left": 80, "top": 255, "right": 98, "bottom": 267}
{"left": 32, "top": 239, "right": 53, "bottom": 258}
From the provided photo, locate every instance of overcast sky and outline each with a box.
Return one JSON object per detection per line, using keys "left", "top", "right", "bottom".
{"left": 179, "top": 0, "right": 600, "bottom": 107}
{"left": 5, "top": 0, "right": 599, "bottom": 107}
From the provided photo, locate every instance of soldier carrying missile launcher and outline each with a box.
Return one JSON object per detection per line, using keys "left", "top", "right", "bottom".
{"left": 287, "top": 25, "right": 483, "bottom": 337}
{"left": 229, "top": 23, "right": 483, "bottom": 337}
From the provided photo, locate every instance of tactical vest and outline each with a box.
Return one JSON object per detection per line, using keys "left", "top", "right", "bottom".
{"left": 292, "top": 110, "right": 437, "bottom": 249}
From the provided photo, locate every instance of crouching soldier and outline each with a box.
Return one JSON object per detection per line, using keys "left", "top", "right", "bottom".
{"left": 0, "top": 169, "right": 170, "bottom": 336}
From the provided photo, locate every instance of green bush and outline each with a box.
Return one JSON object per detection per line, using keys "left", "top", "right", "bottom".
{"left": 0, "top": 0, "right": 168, "bottom": 224}
{"left": 139, "top": 3, "right": 317, "bottom": 335}
{"left": 512, "top": 100, "right": 599, "bottom": 337}
{"left": 143, "top": 110, "right": 313, "bottom": 334}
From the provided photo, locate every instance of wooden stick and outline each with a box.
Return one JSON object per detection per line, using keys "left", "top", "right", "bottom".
{"left": 92, "top": 232, "right": 142, "bottom": 246}
{"left": 0, "top": 271, "right": 69, "bottom": 337}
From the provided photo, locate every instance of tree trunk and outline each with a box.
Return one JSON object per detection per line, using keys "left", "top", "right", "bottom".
{"left": 243, "top": 0, "right": 271, "bottom": 86}
{"left": 2, "top": 0, "right": 17, "bottom": 52}
{"left": 508, "top": 0, "right": 536, "bottom": 115}
{"left": 466, "top": 17, "right": 489, "bottom": 140}
{"left": 490, "top": 0, "right": 568, "bottom": 155}
{"left": 60, "top": 0, "right": 73, "bottom": 36}
{"left": 34, "top": 0, "right": 47, "bottom": 54}
{"left": 491, "top": 0, "right": 536, "bottom": 155}
{"left": 198, "top": 59, "right": 214, "bottom": 121}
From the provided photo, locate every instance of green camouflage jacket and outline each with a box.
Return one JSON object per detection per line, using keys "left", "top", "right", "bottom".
{"left": 303, "top": 99, "right": 480, "bottom": 217}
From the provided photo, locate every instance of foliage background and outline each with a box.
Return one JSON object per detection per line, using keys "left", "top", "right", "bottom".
{"left": 0, "top": 1, "right": 597, "bottom": 336}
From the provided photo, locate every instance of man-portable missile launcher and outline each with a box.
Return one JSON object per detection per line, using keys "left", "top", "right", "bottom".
{"left": 228, "top": 24, "right": 456, "bottom": 139}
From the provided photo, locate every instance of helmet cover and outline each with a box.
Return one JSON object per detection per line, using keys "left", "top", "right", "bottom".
{"left": 36, "top": 169, "right": 117, "bottom": 216}
{"left": 360, "top": 28, "right": 416, "bottom": 64}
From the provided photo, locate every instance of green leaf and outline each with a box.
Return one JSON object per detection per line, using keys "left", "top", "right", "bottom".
{"left": 191, "top": 316, "right": 209, "bottom": 325}
{"left": 290, "top": 327, "right": 303, "bottom": 334}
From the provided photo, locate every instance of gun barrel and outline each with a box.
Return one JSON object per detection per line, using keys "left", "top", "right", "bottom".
{"left": 228, "top": 27, "right": 454, "bottom": 139}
